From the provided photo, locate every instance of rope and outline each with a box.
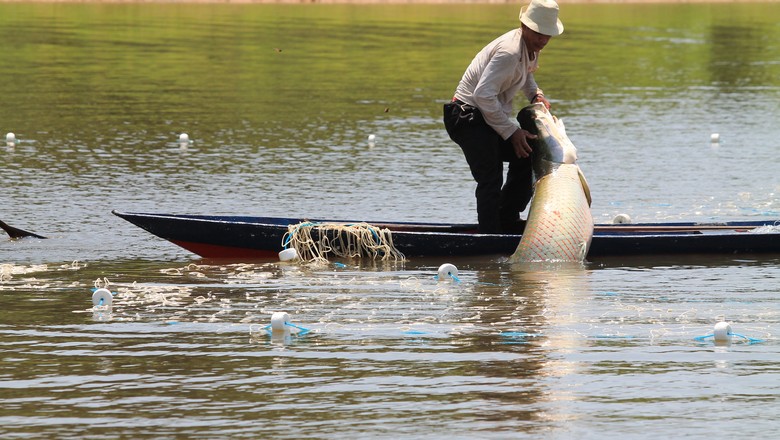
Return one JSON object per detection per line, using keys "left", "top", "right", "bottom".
{"left": 694, "top": 332, "right": 764, "bottom": 344}
{"left": 435, "top": 273, "right": 461, "bottom": 283}
{"left": 262, "top": 322, "right": 310, "bottom": 336}
{"left": 281, "top": 222, "right": 405, "bottom": 263}
{"left": 93, "top": 277, "right": 111, "bottom": 289}
{"left": 751, "top": 224, "right": 780, "bottom": 234}
{"left": 0, "top": 264, "right": 11, "bottom": 282}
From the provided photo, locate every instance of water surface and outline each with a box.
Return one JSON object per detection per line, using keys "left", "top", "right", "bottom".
{"left": 1, "top": 3, "right": 779, "bottom": 438}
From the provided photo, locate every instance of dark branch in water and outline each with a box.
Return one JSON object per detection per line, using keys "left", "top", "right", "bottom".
{"left": 0, "top": 220, "right": 47, "bottom": 239}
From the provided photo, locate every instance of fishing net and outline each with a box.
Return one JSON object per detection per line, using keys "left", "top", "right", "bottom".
{"left": 282, "top": 222, "right": 406, "bottom": 264}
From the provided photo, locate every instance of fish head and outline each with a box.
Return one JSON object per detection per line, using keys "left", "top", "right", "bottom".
{"left": 517, "top": 103, "right": 578, "bottom": 177}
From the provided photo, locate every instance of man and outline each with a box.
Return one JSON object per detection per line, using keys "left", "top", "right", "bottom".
{"left": 443, "top": 0, "right": 564, "bottom": 234}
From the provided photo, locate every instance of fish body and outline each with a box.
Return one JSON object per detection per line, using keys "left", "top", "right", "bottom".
{"left": 511, "top": 103, "right": 593, "bottom": 263}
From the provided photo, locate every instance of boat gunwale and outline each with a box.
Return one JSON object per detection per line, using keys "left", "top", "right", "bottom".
{"left": 113, "top": 210, "right": 778, "bottom": 237}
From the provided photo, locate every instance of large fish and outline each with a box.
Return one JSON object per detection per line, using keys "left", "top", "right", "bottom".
{"left": 510, "top": 103, "right": 593, "bottom": 263}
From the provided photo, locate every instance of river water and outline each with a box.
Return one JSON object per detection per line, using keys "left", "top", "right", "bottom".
{"left": 1, "top": 3, "right": 779, "bottom": 439}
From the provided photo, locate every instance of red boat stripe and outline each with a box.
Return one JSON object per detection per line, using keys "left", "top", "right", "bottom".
{"left": 171, "top": 240, "right": 279, "bottom": 259}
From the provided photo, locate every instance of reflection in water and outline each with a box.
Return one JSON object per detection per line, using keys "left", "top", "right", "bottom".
{"left": 512, "top": 265, "right": 591, "bottom": 424}
{"left": 709, "top": 24, "right": 773, "bottom": 87}
{"left": 456, "top": 262, "right": 593, "bottom": 426}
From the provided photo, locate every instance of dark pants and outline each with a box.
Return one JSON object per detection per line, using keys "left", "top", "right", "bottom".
{"left": 443, "top": 101, "right": 533, "bottom": 234}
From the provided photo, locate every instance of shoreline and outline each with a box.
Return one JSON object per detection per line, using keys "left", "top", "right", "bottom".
{"left": 0, "top": 0, "right": 776, "bottom": 4}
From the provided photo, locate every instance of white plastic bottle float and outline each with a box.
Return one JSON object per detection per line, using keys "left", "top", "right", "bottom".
{"left": 710, "top": 133, "right": 720, "bottom": 144}
{"left": 712, "top": 321, "right": 731, "bottom": 343}
{"left": 278, "top": 247, "right": 299, "bottom": 262}
{"left": 270, "top": 312, "right": 291, "bottom": 333}
{"left": 695, "top": 321, "right": 763, "bottom": 345}
{"left": 437, "top": 263, "right": 459, "bottom": 282}
{"left": 92, "top": 288, "right": 113, "bottom": 307}
{"left": 612, "top": 213, "right": 632, "bottom": 224}
{"left": 267, "top": 312, "right": 309, "bottom": 337}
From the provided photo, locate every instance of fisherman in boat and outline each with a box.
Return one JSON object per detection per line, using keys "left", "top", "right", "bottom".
{"left": 443, "top": 0, "right": 563, "bottom": 234}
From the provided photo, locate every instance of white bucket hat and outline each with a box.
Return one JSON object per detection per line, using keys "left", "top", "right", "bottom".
{"left": 519, "top": 0, "right": 564, "bottom": 37}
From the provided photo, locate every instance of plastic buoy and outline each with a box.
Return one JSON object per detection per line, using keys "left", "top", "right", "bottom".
{"left": 92, "top": 288, "right": 113, "bottom": 307}
{"left": 6, "top": 132, "right": 16, "bottom": 144}
{"left": 278, "top": 247, "right": 298, "bottom": 262}
{"left": 713, "top": 321, "right": 732, "bottom": 342}
{"left": 437, "top": 263, "right": 458, "bottom": 281}
{"left": 612, "top": 213, "right": 631, "bottom": 224}
{"left": 710, "top": 133, "right": 720, "bottom": 143}
{"left": 695, "top": 321, "right": 763, "bottom": 345}
{"left": 270, "top": 312, "right": 290, "bottom": 332}
{"left": 368, "top": 134, "right": 376, "bottom": 147}
{"left": 179, "top": 133, "right": 190, "bottom": 143}
{"left": 264, "top": 312, "right": 310, "bottom": 339}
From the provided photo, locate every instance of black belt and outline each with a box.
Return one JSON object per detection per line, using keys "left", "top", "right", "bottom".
{"left": 452, "top": 97, "right": 476, "bottom": 112}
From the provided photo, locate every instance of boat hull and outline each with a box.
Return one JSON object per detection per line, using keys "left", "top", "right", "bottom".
{"left": 113, "top": 211, "right": 780, "bottom": 260}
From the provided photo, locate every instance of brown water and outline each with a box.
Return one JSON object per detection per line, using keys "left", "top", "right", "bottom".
{"left": 1, "top": 3, "right": 779, "bottom": 438}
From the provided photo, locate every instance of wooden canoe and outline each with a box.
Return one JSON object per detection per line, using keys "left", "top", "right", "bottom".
{"left": 112, "top": 210, "right": 780, "bottom": 260}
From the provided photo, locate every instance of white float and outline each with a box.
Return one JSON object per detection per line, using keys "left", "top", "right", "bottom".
{"left": 278, "top": 247, "right": 298, "bottom": 262}
{"left": 713, "top": 321, "right": 732, "bottom": 342}
{"left": 437, "top": 263, "right": 458, "bottom": 281}
{"left": 612, "top": 213, "right": 632, "bottom": 224}
{"left": 710, "top": 133, "right": 720, "bottom": 143}
{"left": 270, "top": 312, "right": 290, "bottom": 333}
{"left": 92, "top": 288, "right": 113, "bottom": 307}
{"left": 265, "top": 312, "right": 310, "bottom": 340}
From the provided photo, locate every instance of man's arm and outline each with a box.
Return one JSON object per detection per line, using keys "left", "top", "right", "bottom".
{"left": 471, "top": 49, "right": 522, "bottom": 140}
{"left": 522, "top": 72, "right": 551, "bottom": 109}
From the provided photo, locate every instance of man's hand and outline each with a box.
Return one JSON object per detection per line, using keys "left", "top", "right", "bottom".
{"left": 510, "top": 128, "right": 536, "bottom": 158}
{"left": 532, "top": 94, "right": 551, "bottom": 110}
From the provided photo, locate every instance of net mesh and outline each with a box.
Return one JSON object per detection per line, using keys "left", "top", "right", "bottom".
{"left": 282, "top": 222, "right": 406, "bottom": 264}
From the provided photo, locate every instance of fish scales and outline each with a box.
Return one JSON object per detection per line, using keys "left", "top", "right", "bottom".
{"left": 514, "top": 165, "right": 592, "bottom": 262}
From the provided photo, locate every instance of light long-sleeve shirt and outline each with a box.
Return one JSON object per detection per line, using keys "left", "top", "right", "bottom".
{"left": 454, "top": 28, "right": 542, "bottom": 140}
